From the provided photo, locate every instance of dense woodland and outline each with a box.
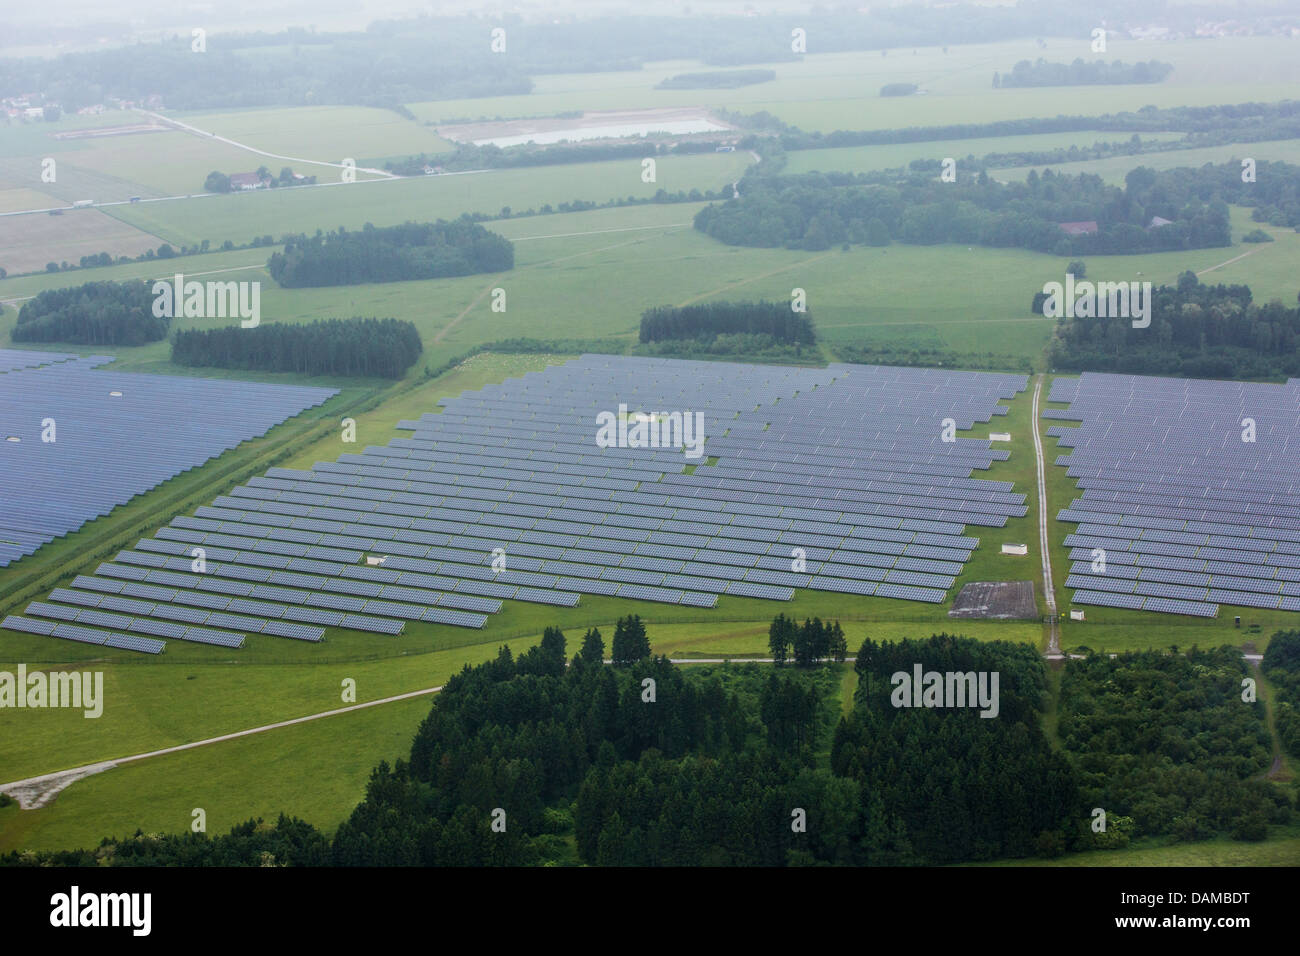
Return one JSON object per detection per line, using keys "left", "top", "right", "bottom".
{"left": 171, "top": 318, "right": 422, "bottom": 378}
{"left": 12, "top": 280, "right": 167, "bottom": 345}
{"left": 1263, "top": 630, "right": 1300, "bottom": 761}
{"left": 1048, "top": 271, "right": 1300, "bottom": 378}
{"left": 267, "top": 219, "right": 513, "bottom": 287}
{"left": 995, "top": 58, "right": 1173, "bottom": 88}
{"left": 694, "top": 162, "right": 1234, "bottom": 255}
{"left": 1058, "top": 647, "right": 1287, "bottom": 843}
{"left": 834, "top": 635, "right": 1079, "bottom": 861}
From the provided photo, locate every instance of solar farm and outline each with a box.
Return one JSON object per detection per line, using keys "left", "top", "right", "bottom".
{"left": 0, "top": 349, "right": 337, "bottom": 567}
{"left": 2, "top": 355, "right": 1031, "bottom": 654}
{"left": 1049, "top": 371, "right": 1300, "bottom": 619}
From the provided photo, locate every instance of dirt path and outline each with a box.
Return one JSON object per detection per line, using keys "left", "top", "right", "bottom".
{"left": 675, "top": 251, "right": 835, "bottom": 308}
{"left": 1195, "top": 247, "right": 1263, "bottom": 277}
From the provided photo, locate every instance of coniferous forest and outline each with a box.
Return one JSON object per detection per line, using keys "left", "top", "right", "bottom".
{"left": 171, "top": 318, "right": 422, "bottom": 378}
{"left": 267, "top": 219, "right": 514, "bottom": 288}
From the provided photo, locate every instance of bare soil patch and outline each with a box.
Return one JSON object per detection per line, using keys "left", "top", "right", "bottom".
{"left": 949, "top": 580, "right": 1039, "bottom": 619}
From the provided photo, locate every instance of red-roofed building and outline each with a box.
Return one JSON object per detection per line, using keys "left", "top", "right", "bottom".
{"left": 229, "top": 172, "right": 269, "bottom": 190}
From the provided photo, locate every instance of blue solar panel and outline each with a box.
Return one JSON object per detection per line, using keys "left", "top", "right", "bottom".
{"left": 339, "top": 614, "right": 403, "bottom": 635}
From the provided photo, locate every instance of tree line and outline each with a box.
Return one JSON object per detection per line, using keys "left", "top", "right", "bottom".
{"left": 639, "top": 300, "right": 816, "bottom": 346}
{"left": 171, "top": 318, "right": 422, "bottom": 379}
{"left": 768, "top": 614, "right": 848, "bottom": 665}
{"left": 12, "top": 280, "right": 168, "bottom": 346}
{"left": 995, "top": 59, "right": 1173, "bottom": 88}
{"left": 267, "top": 219, "right": 514, "bottom": 287}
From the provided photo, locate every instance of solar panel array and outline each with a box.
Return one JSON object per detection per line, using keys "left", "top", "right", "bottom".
{"left": 4, "top": 355, "right": 1029, "bottom": 653}
{"left": 0, "top": 353, "right": 338, "bottom": 567}
{"left": 1051, "top": 371, "right": 1300, "bottom": 618}
{"left": 0, "top": 348, "right": 82, "bottom": 373}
